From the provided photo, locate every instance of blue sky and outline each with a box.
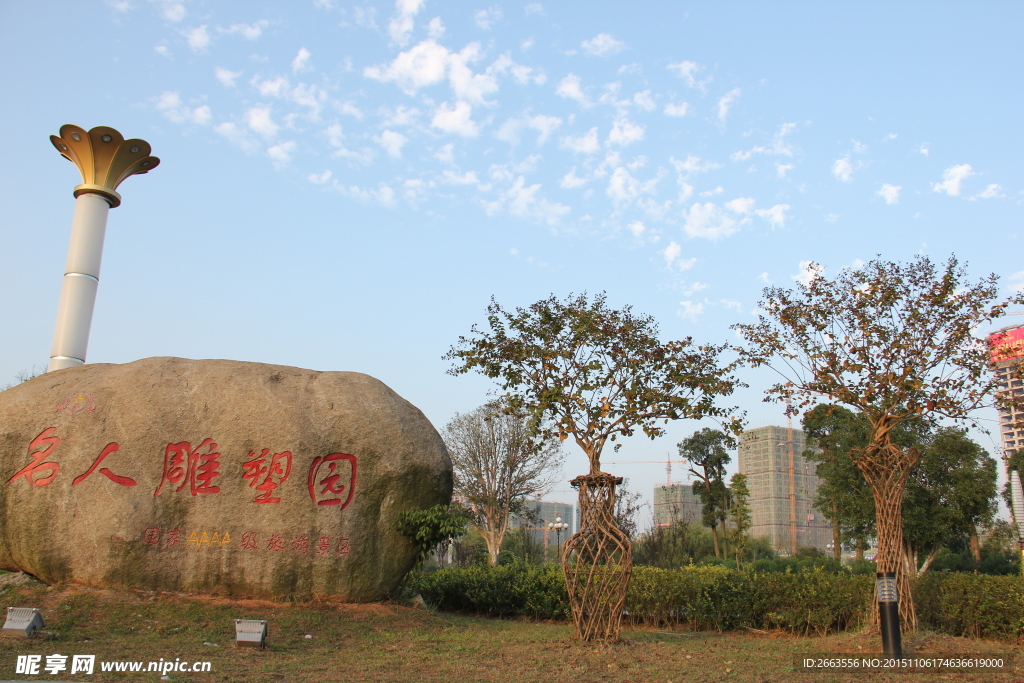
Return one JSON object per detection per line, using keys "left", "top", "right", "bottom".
{"left": 2, "top": 1, "right": 1022, "bottom": 517}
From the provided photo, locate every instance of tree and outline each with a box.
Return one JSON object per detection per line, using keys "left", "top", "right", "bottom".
{"left": 734, "top": 255, "right": 1024, "bottom": 631}
{"left": 445, "top": 292, "right": 744, "bottom": 475}
{"left": 801, "top": 405, "right": 876, "bottom": 561}
{"left": 902, "top": 428, "right": 997, "bottom": 576}
{"left": 678, "top": 428, "right": 733, "bottom": 559}
{"left": 613, "top": 479, "right": 643, "bottom": 540}
{"left": 393, "top": 503, "right": 473, "bottom": 573}
{"left": 728, "top": 473, "right": 752, "bottom": 568}
{"left": 446, "top": 292, "right": 744, "bottom": 641}
{"left": 442, "top": 402, "right": 563, "bottom": 566}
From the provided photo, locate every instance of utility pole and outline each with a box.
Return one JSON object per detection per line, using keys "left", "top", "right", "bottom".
{"left": 47, "top": 125, "right": 159, "bottom": 372}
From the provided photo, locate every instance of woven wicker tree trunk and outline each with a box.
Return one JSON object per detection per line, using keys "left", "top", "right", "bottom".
{"left": 561, "top": 473, "right": 633, "bottom": 642}
{"left": 853, "top": 440, "right": 920, "bottom": 634}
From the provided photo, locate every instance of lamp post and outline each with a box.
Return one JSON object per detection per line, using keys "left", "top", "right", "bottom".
{"left": 46, "top": 125, "right": 159, "bottom": 372}
{"left": 548, "top": 517, "right": 569, "bottom": 559}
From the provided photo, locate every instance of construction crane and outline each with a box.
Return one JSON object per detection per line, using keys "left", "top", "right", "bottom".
{"left": 603, "top": 454, "right": 687, "bottom": 487}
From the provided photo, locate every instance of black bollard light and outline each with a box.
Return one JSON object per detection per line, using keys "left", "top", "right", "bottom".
{"left": 876, "top": 572, "right": 902, "bottom": 658}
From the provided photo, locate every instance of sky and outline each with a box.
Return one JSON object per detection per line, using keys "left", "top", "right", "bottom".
{"left": 1, "top": 1, "right": 1022, "bottom": 523}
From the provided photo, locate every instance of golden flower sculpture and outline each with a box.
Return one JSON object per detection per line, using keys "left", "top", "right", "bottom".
{"left": 50, "top": 124, "right": 160, "bottom": 208}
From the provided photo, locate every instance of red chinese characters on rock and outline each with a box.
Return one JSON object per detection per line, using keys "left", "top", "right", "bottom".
{"left": 242, "top": 449, "right": 292, "bottom": 504}
{"left": 72, "top": 443, "right": 137, "bottom": 487}
{"left": 154, "top": 439, "right": 222, "bottom": 497}
{"left": 7, "top": 427, "right": 61, "bottom": 487}
{"left": 307, "top": 453, "right": 357, "bottom": 508}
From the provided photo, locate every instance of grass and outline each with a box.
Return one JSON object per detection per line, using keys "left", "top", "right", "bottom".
{"left": 0, "top": 575, "right": 1018, "bottom": 682}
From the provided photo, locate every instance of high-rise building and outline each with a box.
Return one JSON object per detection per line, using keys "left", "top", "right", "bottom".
{"left": 990, "top": 323, "right": 1024, "bottom": 543}
{"left": 738, "top": 425, "right": 832, "bottom": 555}
{"left": 652, "top": 483, "right": 704, "bottom": 527}
{"left": 522, "top": 500, "right": 575, "bottom": 548}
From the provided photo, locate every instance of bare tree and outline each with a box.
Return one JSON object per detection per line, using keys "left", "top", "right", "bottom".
{"left": 443, "top": 402, "right": 563, "bottom": 565}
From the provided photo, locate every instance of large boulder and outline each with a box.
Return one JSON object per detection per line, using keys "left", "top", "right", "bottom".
{"left": 0, "top": 357, "right": 452, "bottom": 601}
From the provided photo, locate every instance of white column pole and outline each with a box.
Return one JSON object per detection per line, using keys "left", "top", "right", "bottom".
{"left": 47, "top": 193, "right": 112, "bottom": 372}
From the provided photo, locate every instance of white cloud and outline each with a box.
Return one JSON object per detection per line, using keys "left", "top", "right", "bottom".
{"left": 716, "top": 88, "right": 741, "bottom": 121}
{"left": 267, "top": 140, "right": 296, "bottom": 167}
{"left": 877, "top": 183, "right": 901, "bottom": 204}
{"left": 153, "top": 44, "right": 170, "bottom": 57}
{"left": 607, "top": 166, "right": 661, "bottom": 205}
{"left": 628, "top": 220, "right": 646, "bottom": 237}
{"left": 527, "top": 114, "right": 561, "bottom": 145}
{"left": 832, "top": 156, "right": 854, "bottom": 182}
{"left": 486, "top": 176, "right": 570, "bottom": 225}
{"left": 427, "top": 16, "right": 445, "bottom": 38}
{"left": 214, "top": 122, "right": 258, "bottom": 152}
{"left": 308, "top": 169, "right": 332, "bottom": 184}
{"left": 663, "top": 241, "right": 680, "bottom": 267}
{"left": 633, "top": 90, "right": 656, "bottom": 111}
{"left": 725, "top": 197, "right": 756, "bottom": 214}
{"left": 663, "top": 102, "right": 690, "bottom": 117}
{"left": 555, "top": 73, "right": 590, "bottom": 106}
{"left": 730, "top": 122, "right": 798, "bottom": 161}
{"left": 334, "top": 183, "right": 398, "bottom": 207}
{"left": 431, "top": 101, "right": 479, "bottom": 137}
{"left": 447, "top": 42, "right": 500, "bottom": 104}
{"left": 291, "top": 48, "right": 312, "bottom": 72}
{"left": 388, "top": 0, "right": 424, "bottom": 46}
{"left": 221, "top": 21, "right": 268, "bottom": 40}
{"left": 700, "top": 186, "right": 723, "bottom": 197}
{"left": 154, "top": 91, "right": 211, "bottom": 125}
{"left": 474, "top": 6, "right": 503, "bottom": 30}
{"left": 245, "top": 106, "right": 279, "bottom": 138}
{"left": 215, "top": 67, "right": 241, "bottom": 87}
{"left": 380, "top": 104, "right": 420, "bottom": 127}
{"left": 932, "top": 163, "right": 973, "bottom": 196}
{"left": 671, "top": 155, "right": 721, "bottom": 175}
{"left": 1007, "top": 271, "right": 1024, "bottom": 294}
{"left": 525, "top": 3, "right": 544, "bottom": 15}
{"left": 560, "top": 168, "right": 588, "bottom": 189}
{"left": 581, "top": 33, "right": 625, "bottom": 57}
{"left": 667, "top": 60, "right": 711, "bottom": 92}
{"left": 441, "top": 170, "right": 480, "bottom": 185}
{"left": 974, "top": 183, "right": 1003, "bottom": 200}
{"left": 435, "top": 143, "right": 455, "bottom": 164}
{"left": 606, "top": 117, "right": 645, "bottom": 147}
{"left": 919, "top": 143, "right": 930, "bottom": 156}
{"left": 364, "top": 39, "right": 449, "bottom": 93}
{"left": 677, "top": 300, "right": 704, "bottom": 321}
{"left": 793, "top": 261, "right": 824, "bottom": 287}
{"left": 559, "top": 127, "right": 600, "bottom": 154}
{"left": 776, "top": 163, "right": 794, "bottom": 178}
{"left": 185, "top": 25, "right": 210, "bottom": 51}
{"left": 759, "top": 272, "right": 772, "bottom": 284}
{"left": 156, "top": 0, "right": 185, "bottom": 22}
{"left": 375, "top": 129, "right": 408, "bottom": 158}
{"left": 682, "top": 202, "right": 741, "bottom": 240}
{"left": 755, "top": 203, "right": 790, "bottom": 228}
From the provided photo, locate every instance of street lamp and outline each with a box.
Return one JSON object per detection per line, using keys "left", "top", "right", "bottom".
{"left": 548, "top": 517, "right": 569, "bottom": 557}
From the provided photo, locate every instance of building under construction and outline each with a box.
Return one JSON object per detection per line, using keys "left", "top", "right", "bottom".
{"left": 652, "top": 483, "right": 704, "bottom": 527}
{"left": 738, "top": 425, "right": 832, "bottom": 555}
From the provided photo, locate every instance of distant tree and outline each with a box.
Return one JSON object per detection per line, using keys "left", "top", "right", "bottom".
{"left": 902, "top": 428, "right": 997, "bottom": 576}
{"left": 678, "top": 428, "right": 733, "bottom": 559}
{"left": 443, "top": 402, "right": 563, "bottom": 566}
{"left": 728, "top": 473, "right": 752, "bottom": 568}
{"left": 1, "top": 366, "right": 45, "bottom": 391}
{"left": 445, "top": 292, "right": 744, "bottom": 476}
{"left": 613, "top": 479, "right": 643, "bottom": 540}
{"left": 734, "top": 255, "right": 1024, "bottom": 630}
{"left": 801, "top": 405, "right": 876, "bottom": 561}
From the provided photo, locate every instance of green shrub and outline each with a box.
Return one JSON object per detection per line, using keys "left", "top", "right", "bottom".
{"left": 914, "top": 572, "right": 1024, "bottom": 639}
{"left": 410, "top": 564, "right": 1020, "bottom": 638}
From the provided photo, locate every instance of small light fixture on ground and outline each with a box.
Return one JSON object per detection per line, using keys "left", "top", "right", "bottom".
{"left": 234, "top": 619, "right": 268, "bottom": 648}
{"left": 3, "top": 607, "right": 44, "bottom": 637}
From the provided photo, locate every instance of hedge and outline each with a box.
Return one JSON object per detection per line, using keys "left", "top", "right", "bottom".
{"left": 410, "top": 565, "right": 1024, "bottom": 638}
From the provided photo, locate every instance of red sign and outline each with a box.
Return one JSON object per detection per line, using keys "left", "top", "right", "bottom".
{"left": 307, "top": 453, "right": 357, "bottom": 508}
{"left": 991, "top": 326, "right": 1024, "bottom": 363}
